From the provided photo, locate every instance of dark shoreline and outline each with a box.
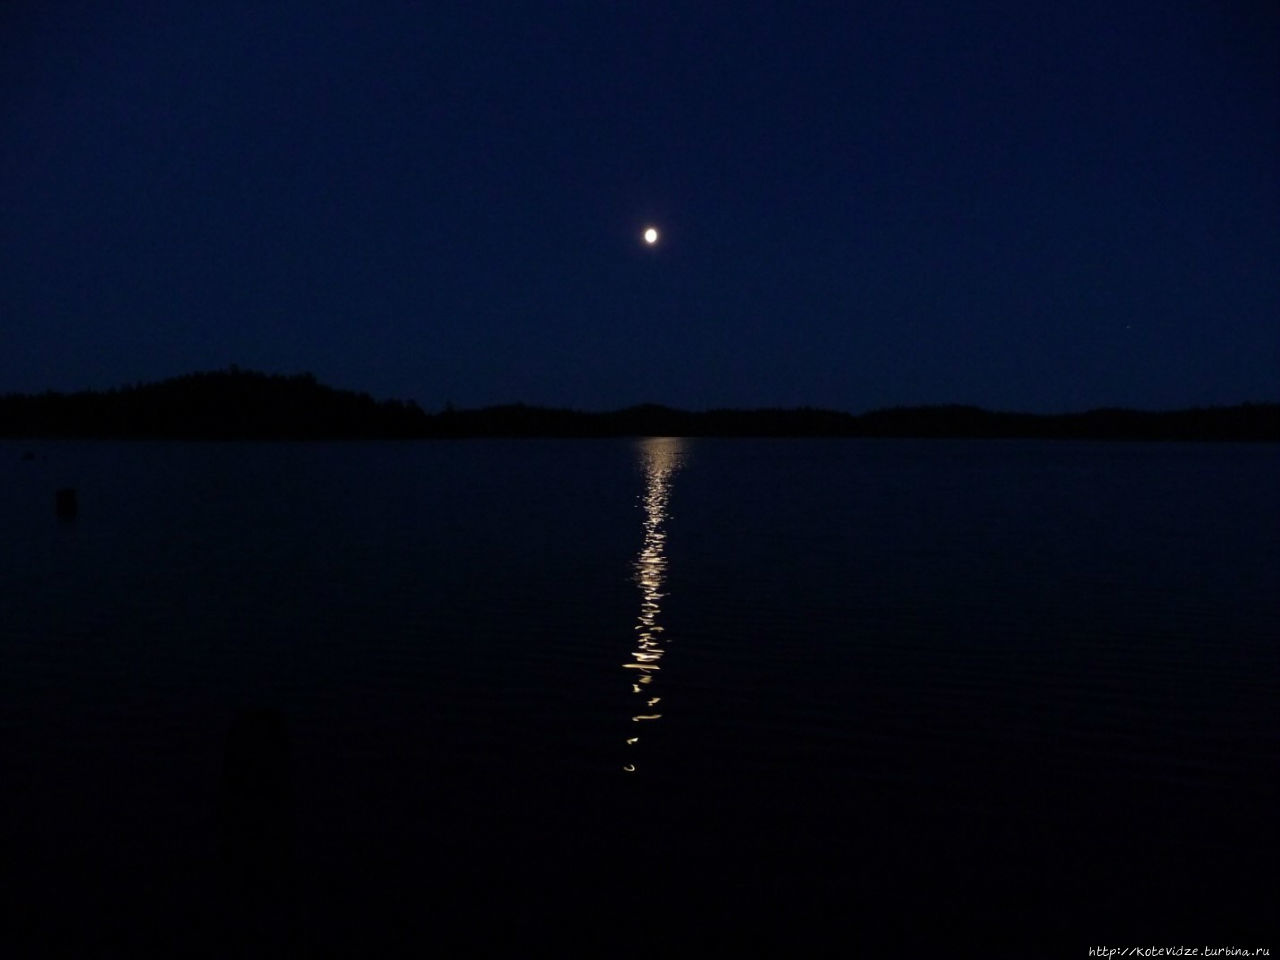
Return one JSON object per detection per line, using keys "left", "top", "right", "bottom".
{"left": 3, "top": 369, "right": 1277, "bottom": 441}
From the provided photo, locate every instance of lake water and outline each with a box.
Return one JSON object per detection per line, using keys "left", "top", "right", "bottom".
{"left": 2, "top": 438, "right": 1276, "bottom": 956}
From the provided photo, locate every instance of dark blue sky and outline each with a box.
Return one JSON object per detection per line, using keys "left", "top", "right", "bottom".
{"left": 3, "top": 1, "right": 1277, "bottom": 412}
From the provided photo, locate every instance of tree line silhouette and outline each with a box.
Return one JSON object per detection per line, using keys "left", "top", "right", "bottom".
{"left": 1, "top": 368, "right": 1276, "bottom": 441}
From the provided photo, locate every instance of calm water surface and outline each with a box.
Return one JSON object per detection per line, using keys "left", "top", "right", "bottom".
{"left": 2, "top": 438, "right": 1276, "bottom": 955}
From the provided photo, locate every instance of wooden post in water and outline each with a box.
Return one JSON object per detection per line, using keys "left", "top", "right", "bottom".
{"left": 55, "top": 488, "right": 77, "bottom": 520}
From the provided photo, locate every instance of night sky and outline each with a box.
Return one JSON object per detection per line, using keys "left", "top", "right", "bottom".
{"left": 3, "top": 1, "right": 1277, "bottom": 412}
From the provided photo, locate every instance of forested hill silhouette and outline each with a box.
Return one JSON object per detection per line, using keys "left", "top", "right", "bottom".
{"left": 1, "top": 369, "right": 1276, "bottom": 441}
{"left": 0, "top": 370, "right": 427, "bottom": 439}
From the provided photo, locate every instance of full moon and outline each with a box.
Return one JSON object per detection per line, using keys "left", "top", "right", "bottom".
{"left": 643, "top": 227, "right": 659, "bottom": 245}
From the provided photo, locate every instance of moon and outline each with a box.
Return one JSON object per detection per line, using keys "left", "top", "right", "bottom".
{"left": 643, "top": 226, "right": 659, "bottom": 245}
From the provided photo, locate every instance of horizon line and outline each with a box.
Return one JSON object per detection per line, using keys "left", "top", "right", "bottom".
{"left": 4, "top": 367, "right": 1277, "bottom": 420}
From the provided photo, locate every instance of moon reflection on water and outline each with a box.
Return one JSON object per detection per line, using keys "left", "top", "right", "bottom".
{"left": 621, "top": 436, "right": 685, "bottom": 772}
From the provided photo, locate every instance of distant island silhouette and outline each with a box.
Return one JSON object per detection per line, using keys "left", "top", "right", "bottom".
{"left": 1, "top": 368, "right": 1276, "bottom": 441}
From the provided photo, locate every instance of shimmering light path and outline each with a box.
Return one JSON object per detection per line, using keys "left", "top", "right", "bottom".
{"left": 622, "top": 437, "right": 685, "bottom": 772}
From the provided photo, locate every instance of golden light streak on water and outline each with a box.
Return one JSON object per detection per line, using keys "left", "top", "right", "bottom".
{"left": 621, "top": 436, "right": 685, "bottom": 772}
